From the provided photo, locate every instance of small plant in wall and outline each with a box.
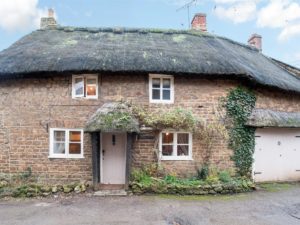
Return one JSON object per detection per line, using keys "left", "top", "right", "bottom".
{"left": 222, "top": 86, "right": 256, "bottom": 177}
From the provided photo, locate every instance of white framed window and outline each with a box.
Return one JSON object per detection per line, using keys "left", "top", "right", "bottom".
{"left": 49, "top": 128, "right": 84, "bottom": 158}
{"left": 72, "top": 74, "right": 98, "bottom": 99}
{"left": 149, "top": 74, "right": 174, "bottom": 103}
{"left": 159, "top": 131, "right": 192, "bottom": 160}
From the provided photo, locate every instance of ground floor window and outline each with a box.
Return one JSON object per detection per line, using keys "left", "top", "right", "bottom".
{"left": 159, "top": 131, "right": 192, "bottom": 160}
{"left": 49, "top": 128, "right": 84, "bottom": 158}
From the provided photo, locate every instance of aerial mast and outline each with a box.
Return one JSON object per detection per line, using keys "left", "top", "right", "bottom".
{"left": 176, "top": 0, "right": 197, "bottom": 29}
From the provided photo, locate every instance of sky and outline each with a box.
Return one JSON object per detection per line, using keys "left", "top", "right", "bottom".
{"left": 0, "top": 0, "right": 300, "bottom": 68}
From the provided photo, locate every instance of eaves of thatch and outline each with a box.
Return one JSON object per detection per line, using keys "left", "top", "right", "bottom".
{"left": 247, "top": 109, "right": 300, "bottom": 128}
{"left": 270, "top": 58, "right": 300, "bottom": 78}
{"left": 1, "top": 26, "right": 300, "bottom": 93}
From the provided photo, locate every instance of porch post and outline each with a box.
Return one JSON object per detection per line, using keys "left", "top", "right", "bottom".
{"left": 91, "top": 132, "right": 100, "bottom": 187}
{"left": 125, "top": 132, "right": 134, "bottom": 190}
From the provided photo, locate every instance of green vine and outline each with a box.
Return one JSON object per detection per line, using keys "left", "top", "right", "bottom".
{"left": 224, "top": 87, "right": 256, "bottom": 176}
{"left": 132, "top": 106, "right": 199, "bottom": 131}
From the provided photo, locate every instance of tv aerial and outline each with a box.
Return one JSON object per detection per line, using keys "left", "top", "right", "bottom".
{"left": 176, "top": 0, "right": 198, "bottom": 29}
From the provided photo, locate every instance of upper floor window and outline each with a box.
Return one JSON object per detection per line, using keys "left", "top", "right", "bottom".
{"left": 72, "top": 74, "right": 98, "bottom": 99}
{"left": 49, "top": 128, "right": 84, "bottom": 158}
{"left": 159, "top": 131, "right": 192, "bottom": 160}
{"left": 149, "top": 74, "right": 174, "bottom": 103}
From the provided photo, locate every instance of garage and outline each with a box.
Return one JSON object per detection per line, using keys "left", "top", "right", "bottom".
{"left": 247, "top": 109, "right": 300, "bottom": 182}
{"left": 253, "top": 128, "right": 300, "bottom": 182}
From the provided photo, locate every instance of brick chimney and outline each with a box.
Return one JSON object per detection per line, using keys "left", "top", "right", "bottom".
{"left": 248, "top": 34, "right": 262, "bottom": 52}
{"left": 191, "top": 13, "right": 207, "bottom": 32}
{"left": 40, "top": 8, "right": 57, "bottom": 29}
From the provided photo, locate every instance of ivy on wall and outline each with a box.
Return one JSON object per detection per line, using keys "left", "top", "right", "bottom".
{"left": 224, "top": 87, "right": 256, "bottom": 176}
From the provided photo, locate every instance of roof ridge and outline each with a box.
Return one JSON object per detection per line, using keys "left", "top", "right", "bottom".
{"left": 38, "top": 25, "right": 258, "bottom": 52}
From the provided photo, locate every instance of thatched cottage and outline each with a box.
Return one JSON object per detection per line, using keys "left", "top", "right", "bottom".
{"left": 0, "top": 10, "right": 300, "bottom": 189}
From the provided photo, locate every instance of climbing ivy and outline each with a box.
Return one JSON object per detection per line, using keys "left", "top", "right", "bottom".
{"left": 224, "top": 87, "right": 256, "bottom": 176}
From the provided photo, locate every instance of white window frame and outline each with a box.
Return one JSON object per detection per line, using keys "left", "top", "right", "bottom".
{"left": 159, "top": 131, "right": 193, "bottom": 161}
{"left": 72, "top": 74, "right": 98, "bottom": 99}
{"left": 49, "top": 128, "right": 84, "bottom": 159}
{"left": 149, "top": 74, "right": 174, "bottom": 104}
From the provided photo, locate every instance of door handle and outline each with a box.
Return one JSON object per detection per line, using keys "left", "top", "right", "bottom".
{"left": 102, "top": 149, "right": 105, "bottom": 155}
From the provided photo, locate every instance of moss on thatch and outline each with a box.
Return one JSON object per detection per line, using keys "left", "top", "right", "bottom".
{"left": 1, "top": 26, "right": 300, "bottom": 93}
{"left": 85, "top": 102, "right": 139, "bottom": 133}
{"left": 247, "top": 109, "right": 300, "bottom": 128}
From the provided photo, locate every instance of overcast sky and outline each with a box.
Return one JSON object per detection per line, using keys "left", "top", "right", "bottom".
{"left": 0, "top": 0, "right": 299, "bottom": 68}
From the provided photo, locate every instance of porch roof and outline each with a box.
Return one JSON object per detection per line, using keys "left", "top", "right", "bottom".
{"left": 85, "top": 102, "right": 140, "bottom": 133}
{"left": 246, "top": 109, "right": 300, "bottom": 128}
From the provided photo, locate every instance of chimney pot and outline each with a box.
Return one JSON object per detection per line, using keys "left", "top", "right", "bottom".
{"left": 48, "top": 8, "right": 54, "bottom": 18}
{"left": 191, "top": 13, "right": 207, "bottom": 32}
{"left": 40, "top": 8, "right": 57, "bottom": 29}
{"left": 248, "top": 34, "right": 262, "bottom": 52}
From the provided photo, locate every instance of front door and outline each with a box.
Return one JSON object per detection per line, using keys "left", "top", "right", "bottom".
{"left": 101, "top": 132, "right": 126, "bottom": 184}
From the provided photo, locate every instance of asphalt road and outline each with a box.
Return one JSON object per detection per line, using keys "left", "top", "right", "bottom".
{"left": 1, "top": 183, "right": 300, "bottom": 225}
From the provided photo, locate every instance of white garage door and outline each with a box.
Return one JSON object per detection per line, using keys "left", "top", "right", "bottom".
{"left": 253, "top": 128, "right": 300, "bottom": 182}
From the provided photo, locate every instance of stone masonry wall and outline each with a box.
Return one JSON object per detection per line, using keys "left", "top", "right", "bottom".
{"left": 1, "top": 73, "right": 299, "bottom": 183}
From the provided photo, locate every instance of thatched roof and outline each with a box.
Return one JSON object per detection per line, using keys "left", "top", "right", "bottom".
{"left": 1, "top": 26, "right": 300, "bottom": 92}
{"left": 85, "top": 102, "right": 139, "bottom": 133}
{"left": 271, "top": 58, "right": 300, "bottom": 77}
{"left": 247, "top": 109, "right": 300, "bottom": 128}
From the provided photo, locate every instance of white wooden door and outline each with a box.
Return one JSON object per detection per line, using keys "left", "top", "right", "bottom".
{"left": 253, "top": 128, "right": 300, "bottom": 182}
{"left": 101, "top": 133, "right": 126, "bottom": 184}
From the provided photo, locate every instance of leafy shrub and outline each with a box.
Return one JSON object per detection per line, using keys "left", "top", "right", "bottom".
{"left": 164, "top": 175, "right": 178, "bottom": 184}
{"left": 218, "top": 171, "right": 232, "bottom": 183}
{"left": 142, "top": 163, "right": 162, "bottom": 177}
{"left": 205, "top": 175, "right": 220, "bottom": 184}
{"left": 197, "top": 164, "right": 209, "bottom": 180}
{"left": 130, "top": 168, "right": 152, "bottom": 185}
{"left": 132, "top": 106, "right": 199, "bottom": 132}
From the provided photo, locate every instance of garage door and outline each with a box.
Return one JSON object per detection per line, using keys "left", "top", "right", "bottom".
{"left": 253, "top": 128, "right": 300, "bottom": 182}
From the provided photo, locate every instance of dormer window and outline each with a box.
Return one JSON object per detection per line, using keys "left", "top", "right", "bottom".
{"left": 149, "top": 74, "right": 174, "bottom": 103}
{"left": 72, "top": 74, "right": 98, "bottom": 99}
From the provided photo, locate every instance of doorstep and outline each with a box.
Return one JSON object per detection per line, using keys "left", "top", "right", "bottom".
{"left": 94, "top": 189, "right": 128, "bottom": 196}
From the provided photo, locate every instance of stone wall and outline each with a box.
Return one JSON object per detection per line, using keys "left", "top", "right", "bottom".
{"left": 0, "top": 73, "right": 299, "bottom": 183}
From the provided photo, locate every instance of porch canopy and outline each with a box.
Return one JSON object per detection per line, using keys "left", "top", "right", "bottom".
{"left": 85, "top": 102, "right": 140, "bottom": 133}
{"left": 247, "top": 109, "right": 300, "bottom": 128}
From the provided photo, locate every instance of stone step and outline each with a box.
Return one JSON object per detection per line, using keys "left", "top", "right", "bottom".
{"left": 94, "top": 189, "right": 127, "bottom": 196}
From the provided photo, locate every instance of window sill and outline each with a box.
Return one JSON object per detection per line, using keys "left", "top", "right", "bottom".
{"left": 160, "top": 157, "right": 193, "bottom": 161}
{"left": 149, "top": 100, "right": 174, "bottom": 104}
{"left": 48, "top": 156, "right": 84, "bottom": 159}
{"left": 72, "top": 97, "right": 98, "bottom": 100}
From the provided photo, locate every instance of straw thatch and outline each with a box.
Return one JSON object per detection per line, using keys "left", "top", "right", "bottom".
{"left": 85, "top": 102, "right": 139, "bottom": 133}
{"left": 0, "top": 26, "right": 300, "bottom": 92}
{"left": 247, "top": 109, "right": 300, "bottom": 128}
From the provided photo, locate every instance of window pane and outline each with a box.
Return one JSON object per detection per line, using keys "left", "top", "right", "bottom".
{"left": 69, "top": 143, "right": 81, "bottom": 154}
{"left": 162, "top": 145, "right": 173, "bottom": 156}
{"left": 54, "top": 131, "right": 65, "bottom": 142}
{"left": 152, "top": 78, "right": 160, "bottom": 88}
{"left": 177, "top": 133, "right": 189, "bottom": 144}
{"left": 86, "top": 85, "right": 96, "bottom": 96}
{"left": 177, "top": 145, "right": 189, "bottom": 156}
{"left": 163, "top": 79, "right": 171, "bottom": 88}
{"left": 163, "top": 90, "right": 170, "bottom": 100}
{"left": 54, "top": 143, "right": 65, "bottom": 154}
{"left": 70, "top": 131, "right": 81, "bottom": 142}
{"left": 162, "top": 133, "right": 173, "bottom": 144}
{"left": 152, "top": 89, "right": 160, "bottom": 100}
{"left": 86, "top": 78, "right": 97, "bottom": 85}
{"left": 74, "top": 78, "right": 84, "bottom": 96}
